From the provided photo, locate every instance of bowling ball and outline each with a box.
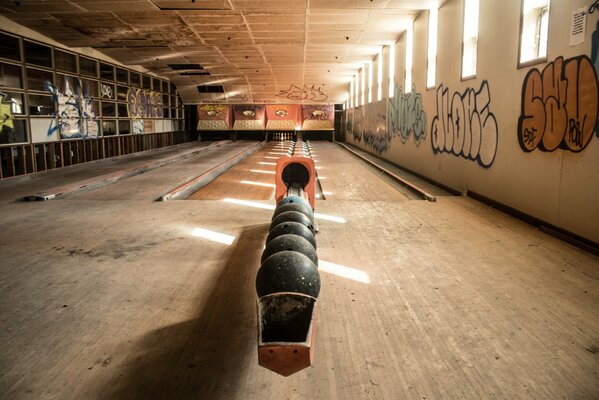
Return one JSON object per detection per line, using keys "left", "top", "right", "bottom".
{"left": 261, "top": 234, "right": 317, "bottom": 265}
{"left": 270, "top": 211, "right": 314, "bottom": 233}
{"left": 272, "top": 202, "right": 313, "bottom": 222}
{"left": 278, "top": 195, "right": 311, "bottom": 210}
{"left": 267, "top": 221, "right": 316, "bottom": 249}
{"left": 256, "top": 251, "right": 320, "bottom": 298}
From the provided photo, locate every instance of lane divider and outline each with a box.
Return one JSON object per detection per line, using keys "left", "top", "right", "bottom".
{"left": 158, "top": 141, "right": 264, "bottom": 201}
{"left": 23, "top": 140, "right": 232, "bottom": 201}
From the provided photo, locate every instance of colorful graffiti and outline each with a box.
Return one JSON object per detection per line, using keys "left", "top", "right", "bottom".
{"left": 45, "top": 80, "right": 98, "bottom": 139}
{"left": 518, "top": 55, "right": 598, "bottom": 153}
{"left": 100, "top": 83, "right": 114, "bottom": 99}
{"left": 127, "top": 88, "right": 163, "bottom": 119}
{"left": 133, "top": 119, "right": 144, "bottom": 135}
{"left": 388, "top": 84, "right": 426, "bottom": 146}
{"left": 276, "top": 84, "right": 328, "bottom": 101}
{"left": 431, "top": 80, "right": 498, "bottom": 168}
{"left": 362, "top": 101, "right": 389, "bottom": 154}
{"left": 0, "top": 93, "right": 14, "bottom": 133}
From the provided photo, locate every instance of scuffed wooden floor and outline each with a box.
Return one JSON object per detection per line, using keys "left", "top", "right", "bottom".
{"left": 0, "top": 141, "right": 597, "bottom": 399}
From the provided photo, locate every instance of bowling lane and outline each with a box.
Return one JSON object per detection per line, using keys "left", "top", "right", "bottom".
{"left": 187, "top": 140, "right": 294, "bottom": 200}
{"left": 310, "top": 141, "right": 417, "bottom": 201}
{"left": 68, "top": 141, "right": 259, "bottom": 201}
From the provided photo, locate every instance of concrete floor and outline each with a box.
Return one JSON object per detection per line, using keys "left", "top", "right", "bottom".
{"left": 0, "top": 140, "right": 597, "bottom": 399}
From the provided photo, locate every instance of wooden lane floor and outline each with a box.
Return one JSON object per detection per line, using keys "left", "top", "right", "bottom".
{"left": 0, "top": 140, "right": 597, "bottom": 399}
{"left": 186, "top": 141, "right": 294, "bottom": 201}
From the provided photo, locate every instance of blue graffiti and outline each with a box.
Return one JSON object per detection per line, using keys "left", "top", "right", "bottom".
{"left": 592, "top": 20, "right": 599, "bottom": 137}
{"left": 45, "top": 79, "right": 98, "bottom": 139}
{"left": 388, "top": 84, "right": 426, "bottom": 146}
{"left": 362, "top": 101, "right": 389, "bottom": 154}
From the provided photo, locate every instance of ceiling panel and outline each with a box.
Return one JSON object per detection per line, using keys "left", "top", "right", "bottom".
{"left": 0, "top": 0, "right": 436, "bottom": 103}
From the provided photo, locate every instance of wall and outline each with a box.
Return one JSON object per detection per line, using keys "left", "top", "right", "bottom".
{"left": 344, "top": 0, "right": 599, "bottom": 244}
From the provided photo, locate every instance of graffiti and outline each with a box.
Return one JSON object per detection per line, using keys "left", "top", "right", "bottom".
{"left": 388, "top": 84, "right": 426, "bottom": 146}
{"left": 100, "top": 83, "right": 113, "bottom": 99}
{"left": 592, "top": 22, "right": 599, "bottom": 137}
{"left": 589, "top": 0, "right": 599, "bottom": 14}
{"left": 362, "top": 101, "right": 389, "bottom": 154}
{"left": 518, "top": 55, "right": 598, "bottom": 152}
{"left": 0, "top": 93, "right": 14, "bottom": 133}
{"left": 133, "top": 119, "right": 144, "bottom": 134}
{"left": 431, "top": 80, "right": 498, "bottom": 168}
{"left": 45, "top": 79, "right": 98, "bottom": 139}
{"left": 127, "top": 88, "right": 163, "bottom": 119}
{"left": 199, "top": 104, "right": 226, "bottom": 116}
{"left": 352, "top": 106, "right": 364, "bottom": 142}
{"left": 276, "top": 84, "right": 327, "bottom": 101}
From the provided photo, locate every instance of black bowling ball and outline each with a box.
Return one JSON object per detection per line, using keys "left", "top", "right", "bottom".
{"left": 267, "top": 221, "right": 316, "bottom": 249}
{"left": 270, "top": 211, "right": 314, "bottom": 233}
{"left": 256, "top": 251, "right": 320, "bottom": 298}
{"left": 261, "top": 234, "right": 317, "bottom": 265}
{"left": 272, "top": 202, "right": 313, "bottom": 222}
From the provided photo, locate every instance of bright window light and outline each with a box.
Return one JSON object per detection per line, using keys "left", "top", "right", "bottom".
{"left": 259, "top": 161, "right": 276, "bottom": 165}
{"left": 405, "top": 23, "right": 413, "bottom": 93}
{"left": 519, "top": 0, "right": 550, "bottom": 65}
{"left": 427, "top": 8, "right": 438, "bottom": 89}
{"left": 368, "top": 60, "right": 373, "bottom": 103}
{"left": 354, "top": 75, "right": 359, "bottom": 107}
{"left": 319, "top": 260, "right": 370, "bottom": 284}
{"left": 249, "top": 169, "right": 275, "bottom": 174}
{"left": 462, "top": 0, "right": 479, "bottom": 78}
{"left": 377, "top": 47, "right": 383, "bottom": 101}
{"left": 223, "top": 198, "right": 345, "bottom": 223}
{"left": 350, "top": 76, "right": 354, "bottom": 108}
{"left": 361, "top": 65, "right": 365, "bottom": 106}
{"left": 389, "top": 44, "right": 395, "bottom": 98}
{"left": 240, "top": 180, "right": 275, "bottom": 188}
{"left": 191, "top": 228, "right": 235, "bottom": 245}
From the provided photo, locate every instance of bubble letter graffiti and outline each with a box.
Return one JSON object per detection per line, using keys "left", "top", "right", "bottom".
{"left": 430, "top": 80, "right": 498, "bottom": 168}
{"left": 518, "top": 55, "right": 598, "bottom": 153}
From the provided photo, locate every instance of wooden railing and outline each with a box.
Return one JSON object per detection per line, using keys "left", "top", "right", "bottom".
{"left": 0, "top": 131, "right": 189, "bottom": 179}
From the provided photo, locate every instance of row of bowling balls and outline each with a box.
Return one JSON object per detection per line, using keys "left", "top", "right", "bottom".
{"left": 256, "top": 195, "right": 320, "bottom": 299}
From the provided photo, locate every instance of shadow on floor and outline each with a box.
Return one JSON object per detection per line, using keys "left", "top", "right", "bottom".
{"left": 102, "top": 224, "right": 268, "bottom": 399}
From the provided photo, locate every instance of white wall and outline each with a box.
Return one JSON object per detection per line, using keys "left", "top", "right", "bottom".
{"left": 344, "top": 0, "right": 599, "bottom": 244}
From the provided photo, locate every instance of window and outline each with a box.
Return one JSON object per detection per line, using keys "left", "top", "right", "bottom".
{"left": 142, "top": 75, "right": 152, "bottom": 90}
{"left": 427, "top": 8, "right": 438, "bottom": 89}
{"left": 116, "top": 67, "right": 128, "bottom": 84}
{"left": 462, "top": 0, "right": 479, "bottom": 79}
{"left": 102, "top": 120, "right": 117, "bottom": 136}
{"left": 82, "top": 78, "right": 99, "bottom": 98}
{"left": 377, "top": 47, "right": 383, "bottom": 101}
{"left": 0, "top": 62, "right": 23, "bottom": 88}
{"left": 367, "top": 60, "right": 373, "bottom": 104}
{"left": 79, "top": 57, "right": 98, "bottom": 77}
{"left": 388, "top": 44, "right": 395, "bottom": 98}
{"left": 100, "top": 63, "right": 115, "bottom": 81}
{"left": 54, "top": 50, "right": 77, "bottom": 73}
{"left": 101, "top": 101, "right": 116, "bottom": 117}
{"left": 519, "top": 0, "right": 550, "bottom": 66}
{"left": 354, "top": 75, "right": 359, "bottom": 107}
{"left": 0, "top": 32, "right": 21, "bottom": 61}
{"left": 130, "top": 72, "right": 141, "bottom": 87}
{"left": 361, "top": 65, "right": 365, "bottom": 106}
{"left": 0, "top": 118, "right": 27, "bottom": 144}
{"left": 24, "top": 41, "right": 52, "bottom": 68}
{"left": 26, "top": 68, "right": 53, "bottom": 91}
{"left": 405, "top": 23, "right": 414, "bottom": 93}
{"left": 1, "top": 92, "right": 25, "bottom": 115}
{"left": 349, "top": 74, "right": 354, "bottom": 108}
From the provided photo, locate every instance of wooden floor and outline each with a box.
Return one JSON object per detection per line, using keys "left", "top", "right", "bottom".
{"left": 0, "top": 141, "right": 597, "bottom": 399}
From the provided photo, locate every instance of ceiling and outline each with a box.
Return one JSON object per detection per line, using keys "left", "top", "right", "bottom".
{"left": 0, "top": 0, "right": 439, "bottom": 104}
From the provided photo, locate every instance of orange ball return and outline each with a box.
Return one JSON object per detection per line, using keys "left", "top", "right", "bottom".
{"left": 257, "top": 152, "right": 319, "bottom": 377}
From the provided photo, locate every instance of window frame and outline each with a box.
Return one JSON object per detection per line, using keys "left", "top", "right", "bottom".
{"left": 517, "top": 0, "right": 551, "bottom": 69}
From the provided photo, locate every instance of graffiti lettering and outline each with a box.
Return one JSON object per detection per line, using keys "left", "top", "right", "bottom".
{"left": 133, "top": 119, "right": 144, "bottom": 135}
{"left": 362, "top": 101, "right": 389, "bottom": 154}
{"left": 100, "top": 83, "right": 113, "bottom": 99}
{"left": 431, "top": 80, "right": 498, "bottom": 168}
{"left": 388, "top": 84, "right": 426, "bottom": 146}
{"left": 45, "top": 79, "right": 98, "bottom": 139}
{"left": 518, "top": 55, "right": 598, "bottom": 152}
{"left": 352, "top": 106, "right": 364, "bottom": 142}
{"left": 127, "top": 88, "right": 164, "bottom": 119}
{"left": 276, "top": 84, "right": 328, "bottom": 101}
{"left": 0, "top": 93, "right": 14, "bottom": 133}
